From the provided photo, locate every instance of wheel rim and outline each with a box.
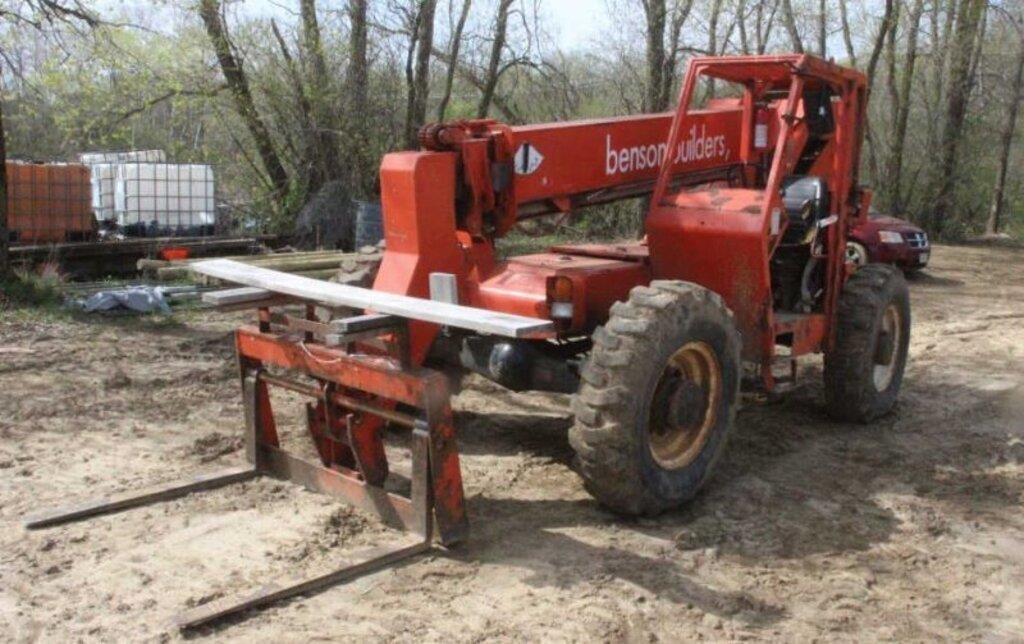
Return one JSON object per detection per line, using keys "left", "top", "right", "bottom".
{"left": 846, "top": 242, "right": 867, "bottom": 266}
{"left": 648, "top": 342, "right": 722, "bottom": 470}
{"left": 873, "top": 304, "right": 901, "bottom": 391}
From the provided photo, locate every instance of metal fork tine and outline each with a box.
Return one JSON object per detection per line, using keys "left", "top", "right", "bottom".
{"left": 174, "top": 537, "right": 431, "bottom": 631}
{"left": 24, "top": 465, "right": 258, "bottom": 530}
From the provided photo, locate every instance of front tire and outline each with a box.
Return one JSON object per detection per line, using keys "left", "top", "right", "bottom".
{"left": 569, "top": 281, "right": 741, "bottom": 515}
{"left": 824, "top": 264, "right": 911, "bottom": 422}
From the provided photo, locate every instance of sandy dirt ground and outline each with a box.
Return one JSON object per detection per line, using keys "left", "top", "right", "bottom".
{"left": 2, "top": 243, "right": 1023, "bottom": 642}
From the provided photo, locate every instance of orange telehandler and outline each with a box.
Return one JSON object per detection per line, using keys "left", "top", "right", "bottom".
{"left": 27, "top": 55, "right": 911, "bottom": 628}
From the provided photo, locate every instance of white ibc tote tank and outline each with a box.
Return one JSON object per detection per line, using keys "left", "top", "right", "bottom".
{"left": 79, "top": 149, "right": 167, "bottom": 165}
{"left": 89, "top": 163, "right": 117, "bottom": 221}
{"left": 81, "top": 150, "right": 169, "bottom": 223}
{"left": 114, "top": 163, "right": 215, "bottom": 231}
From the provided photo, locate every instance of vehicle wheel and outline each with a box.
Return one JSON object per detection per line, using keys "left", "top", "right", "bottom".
{"left": 845, "top": 241, "right": 869, "bottom": 266}
{"left": 569, "top": 281, "right": 741, "bottom": 515}
{"left": 824, "top": 263, "right": 911, "bottom": 422}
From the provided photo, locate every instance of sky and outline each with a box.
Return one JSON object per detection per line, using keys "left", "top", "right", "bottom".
{"left": 541, "top": 0, "right": 607, "bottom": 50}
{"left": 236, "top": 0, "right": 610, "bottom": 52}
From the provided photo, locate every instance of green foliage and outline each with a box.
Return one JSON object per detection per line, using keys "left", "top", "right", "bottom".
{"left": 0, "top": 2, "right": 1021, "bottom": 242}
{"left": 0, "top": 271, "right": 64, "bottom": 310}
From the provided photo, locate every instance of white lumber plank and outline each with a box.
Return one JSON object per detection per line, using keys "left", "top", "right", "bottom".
{"left": 202, "top": 286, "right": 276, "bottom": 306}
{"left": 190, "top": 259, "right": 555, "bottom": 338}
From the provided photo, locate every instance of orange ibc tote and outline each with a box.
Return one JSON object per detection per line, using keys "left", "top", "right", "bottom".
{"left": 6, "top": 161, "right": 95, "bottom": 243}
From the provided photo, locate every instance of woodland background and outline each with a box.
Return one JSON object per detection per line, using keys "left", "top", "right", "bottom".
{"left": 0, "top": 0, "right": 1019, "bottom": 264}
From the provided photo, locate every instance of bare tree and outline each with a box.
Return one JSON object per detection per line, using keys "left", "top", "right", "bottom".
{"left": 986, "top": 6, "right": 1024, "bottom": 235}
{"left": 780, "top": 0, "right": 803, "bottom": 53}
{"left": 884, "top": 0, "right": 925, "bottom": 214}
{"left": 753, "top": 0, "right": 779, "bottom": 54}
{"left": 0, "top": 0, "right": 99, "bottom": 276}
{"left": 300, "top": 0, "right": 341, "bottom": 189}
{"left": 705, "top": 0, "right": 727, "bottom": 97}
{"left": 642, "top": 0, "right": 694, "bottom": 112}
{"left": 931, "top": 0, "right": 987, "bottom": 234}
{"left": 404, "top": 0, "right": 438, "bottom": 148}
{"left": 0, "top": 67, "right": 8, "bottom": 277}
{"left": 642, "top": 0, "right": 667, "bottom": 111}
{"left": 430, "top": 45, "right": 524, "bottom": 121}
{"left": 348, "top": 0, "right": 369, "bottom": 120}
{"left": 346, "top": 0, "right": 371, "bottom": 195}
{"left": 838, "top": 0, "right": 856, "bottom": 64}
{"left": 660, "top": 0, "right": 695, "bottom": 104}
{"left": 438, "top": 0, "right": 472, "bottom": 120}
{"left": 199, "top": 0, "right": 290, "bottom": 207}
{"left": 817, "top": 0, "right": 826, "bottom": 57}
{"left": 863, "top": 0, "right": 898, "bottom": 185}
{"left": 737, "top": 0, "right": 749, "bottom": 53}
{"left": 270, "top": 19, "right": 315, "bottom": 169}
{"left": 477, "top": 0, "right": 514, "bottom": 117}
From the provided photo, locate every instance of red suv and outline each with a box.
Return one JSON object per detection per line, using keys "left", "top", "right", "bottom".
{"left": 848, "top": 212, "right": 930, "bottom": 272}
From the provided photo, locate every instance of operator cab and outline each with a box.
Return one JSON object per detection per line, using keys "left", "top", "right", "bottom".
{"left": 780, "top": 175, "right": 830, "bottom": 244}
{"left": 645, "top": 55, "right": 866, "bottom": 364}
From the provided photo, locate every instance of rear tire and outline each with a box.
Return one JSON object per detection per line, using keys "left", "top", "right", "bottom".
{"left": 569, "top": 281, "right": 741, "bottom": 515}
{"left": 824, "top": 264, "right": 911, "bottom": 422}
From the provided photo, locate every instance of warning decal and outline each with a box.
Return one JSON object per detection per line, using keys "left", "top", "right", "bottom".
{"left": 513, "top": 143, "right": 544, "bottom": 176}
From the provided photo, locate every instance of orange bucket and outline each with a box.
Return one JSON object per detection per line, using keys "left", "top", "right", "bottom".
{"left": 159, "top": 247, "right": 191, "bottom": 261}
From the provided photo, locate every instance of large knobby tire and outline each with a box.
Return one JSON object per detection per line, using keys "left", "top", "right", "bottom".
{"left": 824, "top": 263, "right": 911, "bottom": 422}
{"left": 569, "top": 281, "right": 742, "bottom": 516}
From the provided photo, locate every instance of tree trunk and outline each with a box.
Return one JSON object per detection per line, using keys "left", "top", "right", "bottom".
{"left": 738, "top": 0, "right": 749, "bottom": 54}
{"left": 863, "top": 0, "right": 897, "bottom": 186}
{"left": 347, "top": 0, "right": 368, "bottom": 119}
{"left": 986, "top": 15, "right": 1024, "bottom": 236}
{"left": 885, "top": 0, "right": 924, "bottom": 214}
{"left": 643, "top": 0, "right": 667, "bottom": 111}
{"left": 438, "top": 0, "right": 472, "bottom": 120}
{"left": 755, "top": 0, "right": 780, "bottom": 55}
{"left": 659, "top": 0, "right": 694, "bottom": 107}
{"left": 345, "top": 0, "right": 370, "bottom": 195}
{"left": 477, "top": 0, "right": 514, "bottom": 118}
{"left": 300, "top": 0, "right": 341, "bottom": 189}
{"left": 927, "top": 0, "right": 957, "bottom": 152}
{"left": 931, "top": 0, "right": 986, "bottom": 235}
{"left": 817, "top": 0, "right": 827, "bottom": 56}
{"left": 0, "top": 84, "right": 7, "bottom": 278}
{"left": 780, "top": 0, "right": 803, "bottom": 53}
{"left": 199, "top": 0, "right": 290, "bottom": 207}
{"left": 706, "top": 0, "right": 725, "bottom": 98}
{"left": 405, "top": 0, "right": 438, "bottom": 148}
{"left": 838, "top": 0, "right": 857, "bottom": 65}
{"left": 270, "top": 21, "right": 314, "bottom": 174}
{"left": 430, "top": 45, "right": 523, "bottom": 122}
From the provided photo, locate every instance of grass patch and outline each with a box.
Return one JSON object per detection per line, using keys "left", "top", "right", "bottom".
{"left": 496, "top": 233, "right": 572, "bottom": 258}
{"left": 0, "top": 271, "right": 64, "bottom": 310}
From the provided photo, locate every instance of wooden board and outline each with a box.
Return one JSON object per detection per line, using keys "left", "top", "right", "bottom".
{"left": 191, "top": 258, "right": 555, "bottom": 338}
{"left": 202, "top": 286, "right": 273, "bottom": 306}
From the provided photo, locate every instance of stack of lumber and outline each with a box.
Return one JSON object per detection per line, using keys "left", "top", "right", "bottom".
{"left": 138, "top": 248, "right": 383, "bottom": 285}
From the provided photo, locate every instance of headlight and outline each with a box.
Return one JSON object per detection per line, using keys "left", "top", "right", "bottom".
{"left": 878, "top": 230, "right": 904, "bottom": 244}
